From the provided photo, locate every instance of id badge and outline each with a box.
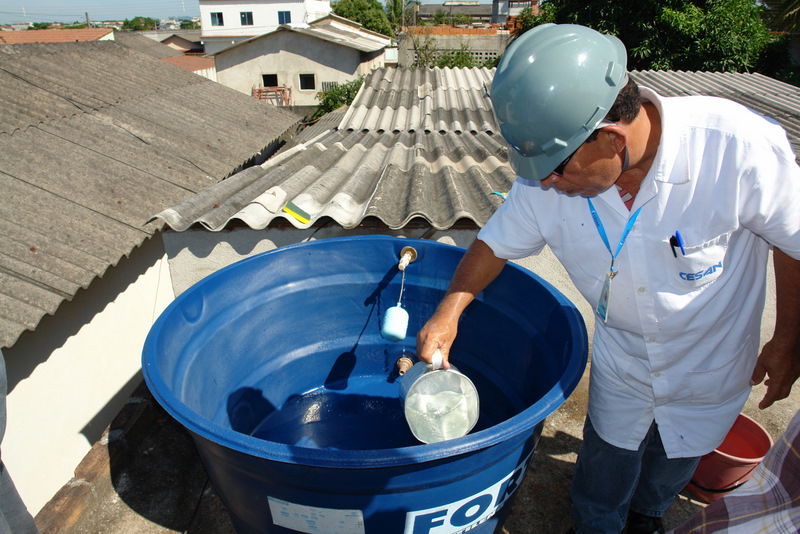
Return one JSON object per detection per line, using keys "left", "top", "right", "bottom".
{"left": 596, "top": 270, "right": 615, "bottom": 322}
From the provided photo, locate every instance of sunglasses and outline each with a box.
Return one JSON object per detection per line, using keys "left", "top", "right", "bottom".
{"left": 552, "top": 149, "right": 577, "bottom": 176}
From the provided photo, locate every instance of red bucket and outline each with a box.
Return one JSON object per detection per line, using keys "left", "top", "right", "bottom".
{"left": 686, "top": 413, "right": 773, "bottom": 503}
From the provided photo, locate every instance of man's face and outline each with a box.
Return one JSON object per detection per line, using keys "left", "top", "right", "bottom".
{"left": 539, "top": 130, "right": 622, "bottom": 196}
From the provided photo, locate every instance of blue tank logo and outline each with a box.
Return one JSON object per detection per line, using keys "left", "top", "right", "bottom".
{"left": 680, "top": 261, "right": 723, "bottom": 281}
{"left": 404, "top": 455, "right": 530, "bottom": 534}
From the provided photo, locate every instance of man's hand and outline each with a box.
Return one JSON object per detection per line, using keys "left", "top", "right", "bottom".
{"left": 751, "top": 337, "right": 800, "bottom": 409}
{"left": 751, "top": 248, "right": 800, "bottom": 409}
{"left": 416, "top": 311, "right": 459, "bottom": 369}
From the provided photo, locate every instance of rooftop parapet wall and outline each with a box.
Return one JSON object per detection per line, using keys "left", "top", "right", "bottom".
{"left": 404, "top": 24, "right": 509, "bottom": 36}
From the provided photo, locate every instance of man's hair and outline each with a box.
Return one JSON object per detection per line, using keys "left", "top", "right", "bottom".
{"left": 607, "top": 76, "right": 641, "bottom": 123}
{"left": 586, "top": 76, "right": 641, "bottom": 142}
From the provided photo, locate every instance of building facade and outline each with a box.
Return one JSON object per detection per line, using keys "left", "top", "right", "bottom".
{"left": 414, "top": 0, "right": 538, "bottom": 25}
{"left": 199, "top": 0, "right": 332, "bottom": 54}
{"left": 213, "top": 15, "right": 389, "bottom": 107}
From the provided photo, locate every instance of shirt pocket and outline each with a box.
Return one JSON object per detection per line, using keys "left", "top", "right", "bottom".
{"left": 662, "top": 232, "right": 730, "bottom": 290}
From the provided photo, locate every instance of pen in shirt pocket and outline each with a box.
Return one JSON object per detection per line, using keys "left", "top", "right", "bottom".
{"left": 669, "top": 230, "right": 686, "bottom": 257}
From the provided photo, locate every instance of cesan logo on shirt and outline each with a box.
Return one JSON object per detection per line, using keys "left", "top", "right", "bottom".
{"left": 680, "top": 261, "right": 723, "bottom": 281}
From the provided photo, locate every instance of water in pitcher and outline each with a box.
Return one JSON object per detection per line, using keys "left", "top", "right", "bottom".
{"left": 405, "top": 371, "right": 477, "bottom": 443}
{"left": 405, "top": 390, "right": 472, "bottom": 443}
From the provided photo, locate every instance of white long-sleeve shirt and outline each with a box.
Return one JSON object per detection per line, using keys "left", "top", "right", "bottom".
{"left": 478, "top": 87, "right": 800, "bottom": 458}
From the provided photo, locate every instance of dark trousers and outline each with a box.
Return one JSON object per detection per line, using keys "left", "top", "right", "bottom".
{"left": 570, "top": 416, "right": 701, "bottom": 534}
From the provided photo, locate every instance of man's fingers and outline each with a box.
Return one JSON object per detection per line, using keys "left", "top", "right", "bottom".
{"left": 750, "top": 362, "right": 767, "bottom": 386}
{"left": 758, "top": 378, "right": 792, "bottom": 409}
{"left": 759, "top": 387, "right": 784, "bottom": 409}
{"left": 759, "top": 389, "right": 777, "bottom": 409}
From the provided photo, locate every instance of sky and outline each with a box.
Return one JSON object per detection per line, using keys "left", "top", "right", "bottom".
{"left": 0, "top": 0, "right": 489, "bottom": 25}
{"left": 0, "top": 1, "right": 201, "bottom": 25}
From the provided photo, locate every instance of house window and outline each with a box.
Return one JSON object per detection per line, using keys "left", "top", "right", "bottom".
{"left": 262, "top": 74, "right": 278, "bottom": 87}
{"left": 278, "top": 11, "right": 292, "bottom": 24}
{"left": 299, "top": 74, "right": 316, "bottom": 90}
{"left": 240, "top": 11, "right": 254, "bottom": 25}
{"left": 211, "top": 12, "right": 224, "bottom": 26}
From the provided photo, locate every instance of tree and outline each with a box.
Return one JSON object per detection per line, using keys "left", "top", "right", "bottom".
{"left": 122, "top": 16, "right": 159, "bottom": 31}
{"left": 411, "top": 35, "right": 439, "bottom": 67}
{"left": 386, "top": 0, "right": 420, "bottom": 31}
{"left": 30, "top": 22, "right": 51, "bottom": 30}
{"left": 313, "top": 78, "right": 364, "bottom": 119}
{"left": 180, "top": 19, "right": 200, "bottom": 30}
{"left": 433, "top": 10, "right": 450, "bottom": 25}
{"left": 657, "top": 0, "right": 774, "bottom": 71}
{"left": 410, "top": 40, "right": 495, "bottom": 69}
{"left": 762, "top": 0, "right": 800, "bottom": 32}
{"left": 332, "top": 0, "right": 393, "bottom": 36}
{"left": 453, "top": 13, "right": 472, "bottom": 25}
{"left": 758, "top": 0, "right": 800, "bottom": 84}
{"left": 547, "top": 0, "right": 775, "bottom": 72}
{"left": 515, "top": 3, "right": 556, "bottom": 35}
{"left": 436, "top": 43, "right": 475, "bottom": 68}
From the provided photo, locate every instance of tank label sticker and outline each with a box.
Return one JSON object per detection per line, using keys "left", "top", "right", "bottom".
{"left": 403, "top": 453, "right": 531, "bottom": 534}
{"left": 268, "top": 497, "right": 365, "bottom": 534}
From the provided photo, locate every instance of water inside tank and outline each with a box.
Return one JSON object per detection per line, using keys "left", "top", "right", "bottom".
{"left": 222, "top": 345, "right": 518, "bottom": 450}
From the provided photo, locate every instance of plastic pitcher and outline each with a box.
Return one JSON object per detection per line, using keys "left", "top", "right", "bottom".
{"left": 400, "top": 349, "right": 480, "bottom": 444}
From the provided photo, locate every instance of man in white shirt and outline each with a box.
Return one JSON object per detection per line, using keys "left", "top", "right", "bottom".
{"left": 416, "top": 24, "right": 800, "bottom": 534}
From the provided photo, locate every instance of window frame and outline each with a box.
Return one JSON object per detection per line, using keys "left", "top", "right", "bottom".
{"left": 278, "top": 11, "right": 292, "bottom": 24}
{"left": 298, "top": 73, "right": 316, "bottom": 91}
{"left": 240, "top": 11, "right": 254, "bottom": 25}
{"left": 210, "top": 12, "right": 224, "bottom": 26}
{"left": 262, "top": 74, "right": 279, "bottom": 87}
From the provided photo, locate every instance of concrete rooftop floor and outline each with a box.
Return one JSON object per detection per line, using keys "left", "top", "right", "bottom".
{"left": 33, "top": 363, "right": 799, "bottom": 534}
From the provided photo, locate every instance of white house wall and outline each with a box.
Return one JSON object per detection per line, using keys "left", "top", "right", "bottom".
{"left": 305, "top": 0, "right": 333, "bottom": 21}
{"left": 358, "top": 50, "right": 386, "bottom": 76}
{"left": 200, "top": 0, "right": 332, "bottom": 39}
{"left": 195, "top": 67, "right": 219, "bottom": 82}
{"left": 215, "top": 31, "right": 364, "bottom": 105}
{"left": 204, "top": 37, "right": 251, "bottom": 55}
{"left": 2, "top": 236, "right": 175, "bottom": 515}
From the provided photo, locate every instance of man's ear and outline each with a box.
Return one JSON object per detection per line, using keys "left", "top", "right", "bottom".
{"left": 603, "top": 126, "right": 627, "bottom": 155}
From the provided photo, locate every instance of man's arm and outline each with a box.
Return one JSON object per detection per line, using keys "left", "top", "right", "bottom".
{"left": 751, "top": 248, "right": 800, "bottom": 409}
{"left": 416, "top": 239, "right": 507, "bottom": 368}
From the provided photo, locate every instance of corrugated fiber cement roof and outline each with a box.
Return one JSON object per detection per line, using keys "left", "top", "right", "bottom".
{"left": 155, "top": 67, "right": 512, "bottom": 232}
{"left": 0, "top": 40, "right": 301, "bottom": 348}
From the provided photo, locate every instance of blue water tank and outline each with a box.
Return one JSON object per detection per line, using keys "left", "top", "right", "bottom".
{"left": 143, "top": 235, "right": 587, "bottom": 534}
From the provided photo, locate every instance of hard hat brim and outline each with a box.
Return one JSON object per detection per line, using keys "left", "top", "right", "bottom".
{"left": 508, "top": 146, "right": 558, "bottom": 182}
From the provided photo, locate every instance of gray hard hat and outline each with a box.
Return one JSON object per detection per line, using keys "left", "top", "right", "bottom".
{"left": 491, "top": 24, "right": 628, "bottom": 181}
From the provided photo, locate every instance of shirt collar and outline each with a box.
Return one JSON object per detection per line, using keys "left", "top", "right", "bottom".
{"left": 638, "top": 86, "right": 689, "bottom": 185}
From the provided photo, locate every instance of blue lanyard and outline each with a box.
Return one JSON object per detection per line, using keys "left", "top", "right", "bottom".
{"left": 586, "top": 198, "right": 642, "bottom": 273}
